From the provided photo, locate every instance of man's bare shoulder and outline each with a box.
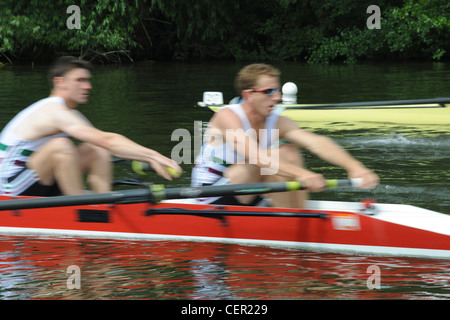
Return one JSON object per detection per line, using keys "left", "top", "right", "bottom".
{"left": 13, "top": 101, "right": 70, "bottom": 140}
{"left": 210, "top": 107, "right": 242, "bottom": 129}
{"left": 37, "top": 100, "right": 88, "bottom": 123}
{"left": 18, "top": 99, "right": 90, "bottom": 137}
{"left": 39, "top": 100, "right": 71, "bottom": 113}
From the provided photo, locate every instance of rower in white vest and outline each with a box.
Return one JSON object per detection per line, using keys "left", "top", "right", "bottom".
{"left": 191, "top": 63, "right": 379, "bottom": 208}
{"left": 0, "top": 56, "right": 181, "bottom": 196}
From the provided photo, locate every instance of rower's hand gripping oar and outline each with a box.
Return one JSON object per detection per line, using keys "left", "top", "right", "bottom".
{"left": 0, "top": 179, "right": 362, "bottom": 211}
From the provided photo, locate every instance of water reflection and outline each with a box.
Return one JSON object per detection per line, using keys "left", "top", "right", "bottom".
{"left": 0, "top": 236, "right": 450, "bottom": 300}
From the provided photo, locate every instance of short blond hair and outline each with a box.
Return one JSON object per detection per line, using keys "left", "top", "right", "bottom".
{"left": 235, "top": 63, "right": 281, "bottom": 94}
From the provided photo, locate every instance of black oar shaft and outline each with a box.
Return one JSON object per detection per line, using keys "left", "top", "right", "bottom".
{"left": 163, "top": 179, "right": 356, "bottom": 200}
{"left": 0, "top": 189, "right": 152, "bottom": 211}
{"left": 164, "top": 181, "right": 294, "bottom": 200}
{"left": 0, "top": 179, "right": 359, "bottom": 211}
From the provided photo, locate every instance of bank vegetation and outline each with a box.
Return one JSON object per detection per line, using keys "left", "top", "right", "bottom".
{"left": 0, "top": 0, "right": 449, "bottom": 64}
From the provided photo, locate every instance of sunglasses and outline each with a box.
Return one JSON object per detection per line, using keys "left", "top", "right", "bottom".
{"left": 244, "top": 87, "right": 281, "bottom": 96}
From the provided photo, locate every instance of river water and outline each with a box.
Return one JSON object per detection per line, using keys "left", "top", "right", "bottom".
{"left": 0, "top": 61, "right": 449, "bottom": 302}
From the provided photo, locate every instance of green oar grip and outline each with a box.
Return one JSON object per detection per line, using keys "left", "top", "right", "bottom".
{"left": 131, "top": 160, "right": 152, "bottom": 175}
{"left": 286, "top": 181, "right": 302, "bottom": 191}
{"left": 131, "top": 160, "right": 181, "bottom": 178}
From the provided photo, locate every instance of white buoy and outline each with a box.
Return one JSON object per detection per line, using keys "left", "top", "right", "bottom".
{"left": 282, "top": 82, "right": 298, "bottom": 104}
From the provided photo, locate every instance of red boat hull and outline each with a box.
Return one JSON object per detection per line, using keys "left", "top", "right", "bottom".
{"left": 0, "top": 195, "right": 449, "bottom": 259}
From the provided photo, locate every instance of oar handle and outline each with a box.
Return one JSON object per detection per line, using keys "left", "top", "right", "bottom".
{"left": 327, "top": 178, "right": 362, "bottom": 189}
{"left": 131, "top": 160, "right": 154, "bottom": 174}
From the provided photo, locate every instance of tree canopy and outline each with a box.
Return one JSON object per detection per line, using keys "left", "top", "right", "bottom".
{"left": 1, "top": 0, "right": 449, "bottom": 65}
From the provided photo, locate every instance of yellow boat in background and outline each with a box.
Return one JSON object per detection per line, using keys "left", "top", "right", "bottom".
{"left": 274, "top": 98, "right": 450, "bottom": 131}
{"left": 198, "top": 90, "right": 450, "bottom": 132}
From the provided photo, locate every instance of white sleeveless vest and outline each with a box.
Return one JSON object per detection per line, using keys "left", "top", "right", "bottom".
{"left": 0, "top": 97, "right": 68, "bottom": 194}
{"left": 191, "top": 104, "right": 283, "bottom": 203}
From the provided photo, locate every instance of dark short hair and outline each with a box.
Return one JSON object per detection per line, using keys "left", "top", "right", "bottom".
{"left": 48, "top": 56, "right": 92, "bottom": 87}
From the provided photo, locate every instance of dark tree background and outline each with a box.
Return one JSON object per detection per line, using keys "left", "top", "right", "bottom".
{"left": 1, "top": 0, "right": 449, "bottom": 65}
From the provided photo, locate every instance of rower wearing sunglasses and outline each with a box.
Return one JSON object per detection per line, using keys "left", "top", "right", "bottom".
{"left": 191, "top": 63, "right": 379, "bottom": 208}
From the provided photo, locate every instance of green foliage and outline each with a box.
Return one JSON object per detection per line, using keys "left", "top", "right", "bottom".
{"left": 307, "top": 0, "right": 450, "bottom": 63}
{"left": 0, "top": 0, "right": 449, "bottom": 64}
{"left": 0, "top": 0, "right": 142, "bottom": 63}
{"left": 146, "top": 0, "right": 240, "bottom": 60}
